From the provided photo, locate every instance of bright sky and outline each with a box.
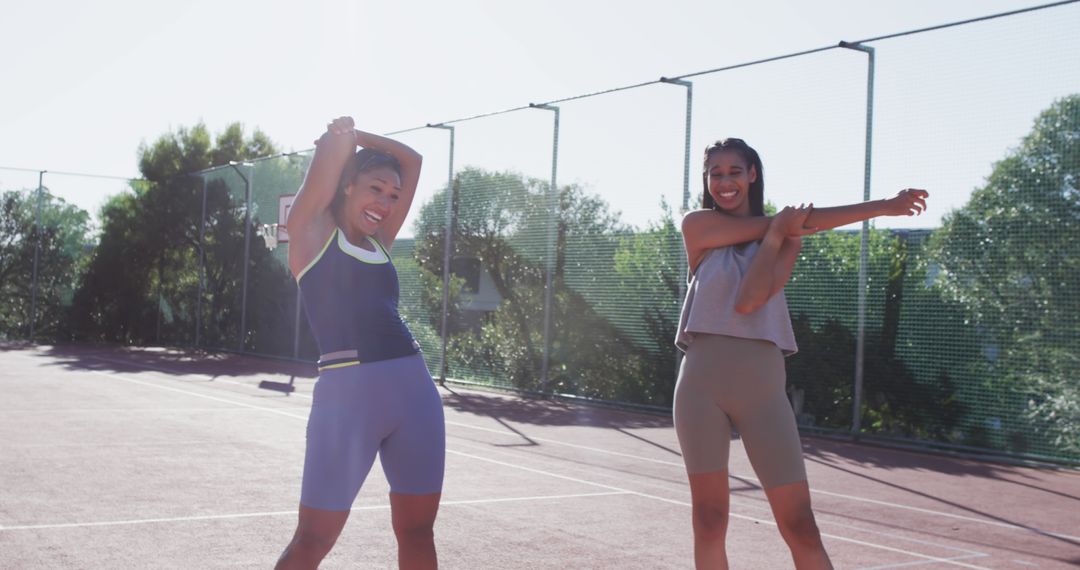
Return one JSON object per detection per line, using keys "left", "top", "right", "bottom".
{"left": 2, "top": 0, "right": 1078, "bottom": 235}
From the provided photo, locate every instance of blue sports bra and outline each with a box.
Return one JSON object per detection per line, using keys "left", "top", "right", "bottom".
{"left": 297, "top": 228, "right": 419, "bottom": 363}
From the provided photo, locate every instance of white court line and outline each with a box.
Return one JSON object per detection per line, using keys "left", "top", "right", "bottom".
{"left": 857, "top": 554, "right": 990, "bottom": 570}
{"left": 447, "top": 418, "right": 682, "bottom": 468}
{"left": 86, "top": 370, "right": 310, "bottom": 421}
{"left": 445, "top": 420, "right": 1080, "bottom": 542}
{"left": 87, "top": 355, "right": 299, "bottom": 395}
{"left": 90, "top": 353, "right": 680, "bottom": 465}
{"left": 72, "top": 364, "right": 990, "bottom": 567}
{"left": 3, "top": 407, "right": 267, "bottom": 414}
{"left": 78, "top": 356, "right": 1078, "bottom": 543}
{"left": 0, "top": 491, "right": 628, "bottom": 532}
{"left": 447, "top": 447, "right": 993, "bottom": 570}
{"left": 9, "top": 440, "right": 295, "bottom": 449}
{"left": 725, "top": 496, "right": 985, "bottom": 557}
{"left": 452, "top": 429, "right": 985, "bottom": 559}
{"left": 806, "top": 487, "right": 1080, "bottom": 543}
{"left": 447, "top": 433, "right": 987, "bottom": 559}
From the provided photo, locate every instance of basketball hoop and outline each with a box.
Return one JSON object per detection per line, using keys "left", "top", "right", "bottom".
{"left": 258, "top": 223, "right": 279, "bottom": 250}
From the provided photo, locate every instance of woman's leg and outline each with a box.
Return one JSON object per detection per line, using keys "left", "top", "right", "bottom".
{"left": 675, "top": 337, "right": 735, "bottom": 569}
{"left": 389, "top": 492, "right": 442, "bottom": 569}
{"left": 729, "top": 339, "right": 831, "bottom": 569}
{"left": 379, "top": 354, "right": 446, "bottom": 569}
{"left": 687, "top": 471, "right": 732, "bottom": 569}
{"left": 764, "top": 481, "right": 831, "bottom": 570}
{"left": 278, "top": 364, "right": 381, "bottom": 568}
{"left": 275, "top": 505, "right": 350, "bottom": 570}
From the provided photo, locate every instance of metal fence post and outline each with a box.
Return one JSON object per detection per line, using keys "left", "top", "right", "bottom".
{"left": 293, "top": 286, "right": 302, "bottom": 359}
{"left": 530, "top": 103, "right": 560, "bottom": 393}
{"left": 229, "top": 162, "right": 254, "bottom": 353}
{"left": 660, "top": 78, "right": 694, "bottom": 215}
{"left": 840, "top": 40, "right": 876, "bottom": 438}
{"left": 661, "top": 77, "right": 694, "bottom": 382}
{"left": 427, "top": 123, "right": 456, "bottom": 385}
{"left": 28, "top": 171, "right": 45, "bottom": 342}
{"left": 195, "top": 174, "right": 208, "bottom": 348}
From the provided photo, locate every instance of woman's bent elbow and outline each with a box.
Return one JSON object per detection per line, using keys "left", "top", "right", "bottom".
{"left": 734, "top": 301, "right": 760, "bottom": 315}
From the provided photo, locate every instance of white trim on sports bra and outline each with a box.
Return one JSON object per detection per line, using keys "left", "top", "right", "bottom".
{"left": 296, "top": 228, "right": 390, "bottom": 282}
{"left": 336, "top": 229, "right": 389, "bottom": 265}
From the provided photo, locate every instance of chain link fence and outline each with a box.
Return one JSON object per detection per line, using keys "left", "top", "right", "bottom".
{"left": 4, "top": 2, "right": 1078, "bottom": 464}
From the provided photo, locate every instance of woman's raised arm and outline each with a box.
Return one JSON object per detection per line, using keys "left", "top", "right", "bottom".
{"left": 351, "top": 129, "right": 422, "bottom": 251}
{"left": 286, "top": 118, "right": 358, "bottom": 277}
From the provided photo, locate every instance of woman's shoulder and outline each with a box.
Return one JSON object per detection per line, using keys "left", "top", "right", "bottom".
{"left": 681, "top": 208, "right": 722, "bottom": 231}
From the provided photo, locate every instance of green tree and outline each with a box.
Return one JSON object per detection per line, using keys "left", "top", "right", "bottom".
{"left": 928, "top": 95, "right": 1080, "bottom": 455}
{"left": 785, "top": 230, "right": 965, "bottom": 438}
{"left": 0, "top": 189, "right": 91, "bottom": 340}
{"left": 71, "top": 123, "right": 305, "bottom": 354}
{"left": 612, "top": 199, "right": 683, "bottom": 406}
{"left": 412, "top": 168, "right": 659, "bottom": 402}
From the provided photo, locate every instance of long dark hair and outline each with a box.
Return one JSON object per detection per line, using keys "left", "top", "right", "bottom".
{"left": 331, "top": 148, "right": 401, "bottom": 214}
{"left": 701, "top": 138, "right": 764, "bottom": 216}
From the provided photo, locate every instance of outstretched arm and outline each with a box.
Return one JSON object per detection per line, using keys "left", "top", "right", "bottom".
{"left": 681, "top": 189, "right": 928, "bottom": 273}
{"left": 803, "top": 189, "right": 928, "bottom": 230}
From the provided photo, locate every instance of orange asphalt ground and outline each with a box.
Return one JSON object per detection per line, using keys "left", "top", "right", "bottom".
{"left": 2, "top": 344, "right": 1078, "bottom": 569}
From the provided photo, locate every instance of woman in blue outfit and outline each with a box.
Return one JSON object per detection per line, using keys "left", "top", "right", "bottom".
{"left": 676, "top": 138, "right": 928, "bottom": 569}
{"left": 277, "top": 116, "right": 444, "bottom": 570}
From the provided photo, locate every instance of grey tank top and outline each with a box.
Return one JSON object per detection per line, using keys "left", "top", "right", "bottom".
{"left": 676, "top": 241, "right": 798, "bottom": 356}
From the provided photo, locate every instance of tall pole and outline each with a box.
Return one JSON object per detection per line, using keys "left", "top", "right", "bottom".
{"left": 530, "top": 103, "right": 560, "bottom": 393}
{"left": 286, "top": 153, "right": 305, "bottom": 360}
{"left": 229, "top": 162, "right": 253, "bottom": 353}
{"left": 29, "top": 170, "right": 45, "bottom": 341}
{"left": 661, "top": 77, "right": 694, "bottom": 381}
{"left": 293, "top": 286, "right": 303, "bottom": 359}
{"left": 660, "top": 78, "right": 694, "bottom": 215}
{"left": 195, "top": 174, "right": 208, "bottom": 348}
{"left": 428, "top": 123, "right": 456, "bottom": 385}
{"left": 840, "top": 41, "right": 875, "bottom": 438}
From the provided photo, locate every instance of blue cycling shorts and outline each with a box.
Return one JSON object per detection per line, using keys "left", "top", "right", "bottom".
{"left": 300, "top": 353, "right": 445, "bottom": 511}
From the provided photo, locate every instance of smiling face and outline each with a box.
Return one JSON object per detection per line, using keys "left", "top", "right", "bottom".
{"left": 340, "top": 165, "right": 402, "bottom": 237}
{"left": 705, "top": 149, "right": 758, "bottom": 217}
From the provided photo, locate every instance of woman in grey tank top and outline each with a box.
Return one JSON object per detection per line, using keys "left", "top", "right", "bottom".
{"left": 675, "top": 138, "right": 928, "bottom": 569}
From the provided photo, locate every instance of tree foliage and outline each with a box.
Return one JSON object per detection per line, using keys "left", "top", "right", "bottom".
{"left": 929, "top": 94, "right": 1080, "bottom": 453}
{"left": 0, "top": 189, "right": 90, "bottom": 340}
{"left": 612, "top": 199, "right": 684, "bottom": 405}
{"left": 412, "top": 168, "right": 671, "bottom": 402}
{"left": 785, "top": 230, "right": 965, "bottom": 439}
{"left": 70, "top": 123, "right": 303, "bottom": 353}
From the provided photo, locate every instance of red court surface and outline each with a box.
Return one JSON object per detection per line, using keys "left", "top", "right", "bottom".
{"left": 1, "top": 343, "right": 1078, "bottom": 569}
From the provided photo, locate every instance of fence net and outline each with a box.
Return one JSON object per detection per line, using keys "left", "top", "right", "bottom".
{"left": 4, "top": 2, "right": 1078, "bottom": 463}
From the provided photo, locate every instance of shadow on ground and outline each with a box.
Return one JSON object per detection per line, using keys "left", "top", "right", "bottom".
{"left": 12, "top": 343, "right": 316, "bottom": 382}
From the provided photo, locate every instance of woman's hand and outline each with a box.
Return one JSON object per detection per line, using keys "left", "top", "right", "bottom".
{"left": 882, "top": 188, "right": 929, "bottom": 217}
{"left": 769, "top": 203, "right": 817, "bottom": 238}
{"left": 314, "top": 116, "right": 357, "bottom": 145}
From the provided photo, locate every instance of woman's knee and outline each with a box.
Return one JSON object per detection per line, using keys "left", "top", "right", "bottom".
{"left": 389, "top": 492, "right": 440, "bottom": 544}
{"left": 776, "top": 508, "right": 822, "bottom": 547}
{"left": 392, "top": 519, "right": 435, "bottom": 543}
{"left": 289, "top": 528, "right": 340, "bottom": 557}
{"left": 692, "top": 500, "right": 729, "bottom": 539}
